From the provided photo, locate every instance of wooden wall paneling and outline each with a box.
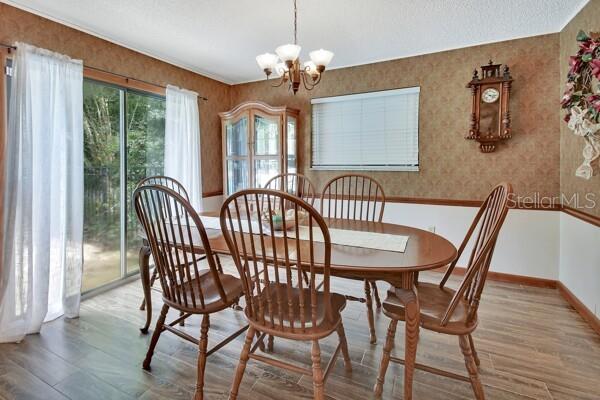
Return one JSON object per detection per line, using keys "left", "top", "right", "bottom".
{"left": 435, "top": 265, "right": 558, "bottom": 289}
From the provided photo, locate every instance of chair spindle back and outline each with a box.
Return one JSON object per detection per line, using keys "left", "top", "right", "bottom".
{"left": 264, "top": 173, "right": 317, "bottom": 206}
{"left": 133, "top": 185, "right": 228, "bottom": 311}
{"left": 137, "top": 175, "right": 190, "bottom": 200}
{"left": 220, "top": 189, "right": 332, "bottom": 333}
{"left": 439, "top": 183, "right": 512, "bottom": 326}
{"left": 320, "top": 174, "right": 386, "bottom": 222}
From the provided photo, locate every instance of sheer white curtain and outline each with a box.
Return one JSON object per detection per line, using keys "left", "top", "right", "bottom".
{"left": 164, "top": 85, "right": 203, "bottom": 210}
{"left": 0, "top": 43, "right": 83, "bottom": 343}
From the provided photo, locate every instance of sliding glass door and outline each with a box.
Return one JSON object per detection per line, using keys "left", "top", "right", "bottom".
{"left": 82, "top": 82, "right": 122, "bottom": 291}
{"left": 125, "top": 91, "right": 165, "bottom": 274}
{"left": 82, "top": 80, "right": 165, "bottom": 292}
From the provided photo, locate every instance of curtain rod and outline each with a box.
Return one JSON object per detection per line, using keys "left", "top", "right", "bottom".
{"left": 0, "top": 42, "right": 208, "bottom": 101}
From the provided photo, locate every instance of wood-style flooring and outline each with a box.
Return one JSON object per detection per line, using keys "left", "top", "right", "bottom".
{"left": 0, "top": 259, "right": 599, "bottom": 400}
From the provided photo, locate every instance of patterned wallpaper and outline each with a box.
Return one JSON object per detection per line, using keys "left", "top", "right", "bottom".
{"left": 0, "top": 3, "right": 230, "bottom": 195}
{"left": 231, "top": 34, "right": 561, "bottom": 202}
{"left": 559, "top": 0, "right": 600, "bottom": 218}
{"left": 3, "top": 3, "right": 585, "bottom": 210}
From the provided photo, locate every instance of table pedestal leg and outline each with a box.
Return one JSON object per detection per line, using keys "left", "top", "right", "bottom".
{"left": 397, "top": 286, "right": 419, "bottom": 400}
{"left": 139, "top": 245, "right": 152, "bottom": 334}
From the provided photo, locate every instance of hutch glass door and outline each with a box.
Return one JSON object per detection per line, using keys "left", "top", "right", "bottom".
{"left": 225, "top": 114, "right": 249, "bottom": 194}
{"left": 253, "top": 112, "right": 281, "bottom": 188}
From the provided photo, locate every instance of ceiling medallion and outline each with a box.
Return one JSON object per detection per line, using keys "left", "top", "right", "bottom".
{"left": 255, "top": 0, "right": 334, "bottom": 95}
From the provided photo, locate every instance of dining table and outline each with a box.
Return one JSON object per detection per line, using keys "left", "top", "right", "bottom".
{"left": 137, "top": 211, "right": 457, "bottom": 400}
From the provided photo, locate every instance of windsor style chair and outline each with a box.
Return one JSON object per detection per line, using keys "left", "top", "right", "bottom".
{"left": 320, "top": 174, "right": 385, "bottom": 344}
{"left": 221, "top": 189, "right": 352, "bottom": 400}
{"left": 133, "top": 185, "right": 247, "bottom": 400}
{"left": 374, "top": 183, "right": 512, "bottom": 399}
{"left": 264, "top": 172, "right": 317, "bottom": 206}
{"left": 136, "top": 176, "right": 227, "bottom": 332}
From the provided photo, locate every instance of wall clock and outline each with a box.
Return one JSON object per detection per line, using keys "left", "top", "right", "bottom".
{"left": 466, "top": 60, "right": 513, "bottom": 153}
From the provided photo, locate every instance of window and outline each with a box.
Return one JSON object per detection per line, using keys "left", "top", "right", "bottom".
{"left": 82, "top": 79, "right": 165, "bottom": 292}
{"left": 311, "top": 87, "right": 420, "bottom": 171}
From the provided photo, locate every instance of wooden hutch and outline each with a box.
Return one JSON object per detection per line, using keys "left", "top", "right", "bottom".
{"left": 219, "top": 101, "right": 299, "bottom": 196}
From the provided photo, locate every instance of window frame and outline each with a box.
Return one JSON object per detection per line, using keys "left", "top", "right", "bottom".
{"left": 310, "top": 86, "right": 420, "bottom": 172}
{"left": 81, "top": 77, "right": 167, "bottom": 294}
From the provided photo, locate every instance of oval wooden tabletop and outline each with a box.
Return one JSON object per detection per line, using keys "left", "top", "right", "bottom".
{"left": 198, "top": 212, "right": 457, "bottom": 277}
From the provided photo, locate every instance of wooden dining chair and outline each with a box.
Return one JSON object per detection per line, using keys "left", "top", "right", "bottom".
{"left": 221, "top": 189, "right": 352, "bottom": 400}
{"left": 320, "top": 173, "right": 385, "bottom": 344}
{"left": 264, "top": 172, "right": 317, "bottom": 206}
{"left": 134, "top": 185, "right": 247, "bottom": 400}
{"left": 137, "top": 176, "right": 202, "bottom": 309}
{"left": 136, "top": 176, "right": 228, "bottom": 323}
{"left": 374, "top": 183, "right": 512, "bottom": 399}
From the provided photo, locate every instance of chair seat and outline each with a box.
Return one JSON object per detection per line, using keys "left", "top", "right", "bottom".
{"left": 168, "top": 270, "right": 244, "bottom": 314}
{"left": 246, "top": 283, "right": 346, "bottom": 339}
{"left": 382, "top": 282, "right": 477, "bottom": 335}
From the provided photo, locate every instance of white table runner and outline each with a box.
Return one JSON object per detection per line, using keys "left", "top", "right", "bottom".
{"left": 199, "top": 216, "right": 408, "bottom": 253}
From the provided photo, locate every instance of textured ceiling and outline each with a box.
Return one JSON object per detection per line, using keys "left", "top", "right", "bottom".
{"left": 2, "top": 0, "right": 588, "bottom": 84}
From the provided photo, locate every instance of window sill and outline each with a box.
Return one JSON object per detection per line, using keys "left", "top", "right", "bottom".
{"left": 310, "top": 165, "right": 419, "bottom": 172}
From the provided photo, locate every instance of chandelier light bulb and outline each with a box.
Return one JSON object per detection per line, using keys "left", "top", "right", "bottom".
{"left": 275, "top": 44, "right": 301, "bottom": 63}
{"left": 256, "top": 53, "right": 279, "bottom": 72}
{"left": 309, "top": 49, "right": 334, "bottom": 69}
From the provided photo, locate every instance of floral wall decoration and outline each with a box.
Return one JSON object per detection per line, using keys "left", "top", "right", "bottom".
{"left": 562, "top": 30, "right": 600, "bottom": 180}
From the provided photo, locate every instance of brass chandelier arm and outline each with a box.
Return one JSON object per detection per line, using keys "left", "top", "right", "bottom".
{"left": 300, "top": 70, "right": 322, "bottom": 91}
{"left": 268, "top": 74, "right": 287, "bottom": 88}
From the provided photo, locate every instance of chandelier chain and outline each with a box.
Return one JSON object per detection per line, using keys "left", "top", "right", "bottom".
{"left": 293, "top": 0, "right": 297, "bottom": 45}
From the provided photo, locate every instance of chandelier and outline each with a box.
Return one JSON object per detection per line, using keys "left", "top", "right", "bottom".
{"left": 255, "top": 0, "right": 334, "bottom": 94}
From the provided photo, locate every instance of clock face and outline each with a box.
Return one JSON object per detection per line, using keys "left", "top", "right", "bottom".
{"left": 482, "top": 88, "right": 500, "bottom": 103}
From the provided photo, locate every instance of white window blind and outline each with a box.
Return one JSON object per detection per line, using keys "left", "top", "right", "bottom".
{"left": 311, "top": 87, "right": 419, "bottom": 171}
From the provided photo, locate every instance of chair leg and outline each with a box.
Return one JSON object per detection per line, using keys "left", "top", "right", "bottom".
{"left": 215, "top": 254, "right": 224, "bottom": 273}
{"left": 311, "top": 340, "right": 325, "bottom": 400}
{"left": 194, "top": 315, "right": 210, "bottom": 400}
{"left": 256, "top": 330, "right": 266, "bottom": 352}
{"left": 179, "top": 310, "right": 185, "bottom": 327}
{"left": 302, "top": 270, "right": 310, "bottom": 286}
{"left": 142, "top": 304, "right": 168, "bottom": 370}
{"left": 370, "top": 281, "right": 381, "bottom": 309}
{"left": 373, "top": 319, "right": 398, "bottom": 398}
{"left": 459, "top": 335, "right": 486, "bottom": 400}
{"left": 337, "top": 322, "right": 352, "bottom": 372}
{"left": 364, "top": 279, "right": 377, "bottom": 344}
{"left": 140, "top": 268, "right": 159, "bottom": 310}
{"left": 230, "top": 326, "right": 255, "bottom": 400}
{"left": 267, "top": 335, "right": 275, "bottom": 352}
{"left": 231, "top": 298, "right": 243, "bottom": 311}
{"left": 468, "top": 333, "right": 480, "bottom": 367}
